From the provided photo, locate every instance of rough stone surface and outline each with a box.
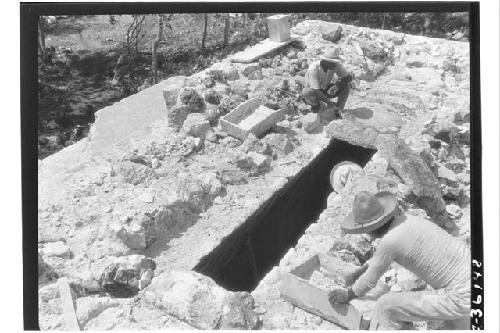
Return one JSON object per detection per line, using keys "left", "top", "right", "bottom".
{"left": 218, "top": 94, "right": 247, "bottom": 115}
{"left": 179, "top": 88, "right": 206, "bottom": 113}
{"left": 322, "top": 25, "right": 343, "bottom": 43}
{"left": 301, "top": 113, "right": 321, "bottom": 133}
{"left": 38, "top": 254, "right": 58, "bottom": 284}
{"left": 167, "top": 105, "right": 192, "bottom": 129}
{"left": 99, "top": 255, "right": 156, "bottom": 296}
{"left": 382, "top": 138, "right": 446, "bottom": 218}
{"left": 204, "top": 89, "right": 221, "bottom": 105}
{"left": 230, "top": 81, "right": 250, "bottom": 98}
{"left": 324, "top": 119, "right": 379, "bottom": 148}
{"left": 41, "top": 241, "right": 72, "bottom": 259}
{"left": 182, "top": 113, "right": 211, "bottom": 138}
{"left": 144, "top": 271, "right": 260, "bottom": 329}
{"left": 39, "top": 19, "right": 470, "bottom": 330}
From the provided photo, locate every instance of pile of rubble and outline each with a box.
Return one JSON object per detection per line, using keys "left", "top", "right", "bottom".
{"left": 38, "top": 19, "right": 470, "bottom": 330}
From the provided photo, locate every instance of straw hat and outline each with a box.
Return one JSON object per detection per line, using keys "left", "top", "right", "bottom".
{"left": 320, "top": 47, "right": 345, "bottom": 64}
{"left": 341, "top": 191, "right": 398, "bottom": 234}
{"left": 329, "top": 161, "right": 362, "bottom": 192}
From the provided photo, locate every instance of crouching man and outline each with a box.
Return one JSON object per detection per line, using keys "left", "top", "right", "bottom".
{"left": 302, "top": 47, "right": 353, "bottom": 115}
{"left": 328, "top": 191, "right": 470, "bottom": 330}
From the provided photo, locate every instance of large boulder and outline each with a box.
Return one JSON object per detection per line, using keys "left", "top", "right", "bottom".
{"left": 179, "top": 88, "right": 206, "bottom": 113}
{"left": 112, "top": 215, "right": 148, "bottom": 250}
{"left": 301, "top": 113, "right": 321, "bottom": 133}
{"left": 262, "top": 133, "right": 295, "bottom": 155}
{"left": 167, "top": 105, "right": 192, "bottom": 129}
{"left": 99, "top": 255, "right": 156, "bottom": 296}
{"left": 235, "top": 152, "right": 272, "bottom": 176}
{"left": 76, "top": 296, "right": 125, "bottom": 327}
{"left": 377, "top": 135, "right": 446, "bottom": 218}
{"left": 38, "top": 254, "right": 58, "bottom": 284}
{"left": 239, "top": 134, "right": 273, "bottom": 156}
{"left": 324, "top": 119, "right": 379, "bottom": 149}
{"left": 218, "top": 94, "right": 247, "bottom": 116}
{"left": 182, "top": 113, "right": 211, "bottom": 139}
{"left": 204, "top": 90, "right": 221, "bottom": 105}
{"left": 322, "top": 26, "right": 342, "bottom": 43}
{"left": 242, "top": 64, "right": 264, "bottom": 80}
{"left": 144, "top": 271, "right": 260, "bottom": 329}
{"left": 41, "top": 241, "right": 72, "bottom": 259}
{"left": 359, "top": 39, "right": 389, "bottom": 63}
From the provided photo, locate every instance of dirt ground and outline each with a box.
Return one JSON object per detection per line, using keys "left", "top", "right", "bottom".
{"left": 38, "top": 14, "right": 267, "bottom": 159}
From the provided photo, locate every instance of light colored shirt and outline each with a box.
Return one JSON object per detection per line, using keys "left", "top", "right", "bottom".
{"left": 305, "top": 60, "right": 349, "bottom": 90}
{"left": 352, "top": 215, "right": 470, "bottom": 297}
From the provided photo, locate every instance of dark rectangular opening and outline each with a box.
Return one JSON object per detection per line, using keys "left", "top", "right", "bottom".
{"left": 194, "top": 140, "right": 376, "bottom": 291}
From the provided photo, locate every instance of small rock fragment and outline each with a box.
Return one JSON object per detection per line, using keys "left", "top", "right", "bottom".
{"left": 180, "top": 88, "right": 206, "bottom": 113}
{"left": 204, "top": 90, "right": 221, "bottom": 105}
{"left": 446, "top": 204, "right": 463, "bottom": 219}
{"left": 42, "top": 241, "right": 72, "bottom": 259}
{"left": 301, "top": 113, "right": 321, "bottom": 133}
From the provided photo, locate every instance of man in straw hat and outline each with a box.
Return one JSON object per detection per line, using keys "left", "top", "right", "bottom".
{"left": 328, "top": 190, "right": 470, "bottom": 330}
{"left": 302, "top": 47, "right": 353, "bottom": 115}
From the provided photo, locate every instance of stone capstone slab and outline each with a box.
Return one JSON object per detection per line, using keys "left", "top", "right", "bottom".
{"left": 89, "top": 78, "right": 184, "bottom": 153}
{"left": 324, "top": 119, "right": 379, "bottom": 149}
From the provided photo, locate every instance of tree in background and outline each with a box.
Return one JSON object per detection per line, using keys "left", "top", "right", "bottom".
{"left": 201, "top": 13, "right": 208, "bottom": 51}
{"left": 126, "top": 15, "right": 146, "bottom": 57}
{"left": 223, "top": 13, "right": 230, "bottom": 48}
{"left": 152, "top": 14, "right": 172, "bottom": 84}
{"left": 38, "top": 16, "right": 46, "bottom": 61}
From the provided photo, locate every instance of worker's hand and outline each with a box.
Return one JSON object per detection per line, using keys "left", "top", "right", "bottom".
{"left": 326, "top": 100, "right": 339, "bottom": 109}
{"left": 328, "top": 287, "right": 349, "bottom": 305}
{"left": 344, "top": 264, "right": 369, "bottom": 286}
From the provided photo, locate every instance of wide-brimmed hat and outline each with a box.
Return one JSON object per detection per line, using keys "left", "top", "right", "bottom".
{"left": 329, "top": 161, "right": 362, "bottom": 192}
{"left": 320, "top": 47, "right": 344, "bottom": 63}
{"left": 341, "top": 191, "right": 398, "bottom": 234}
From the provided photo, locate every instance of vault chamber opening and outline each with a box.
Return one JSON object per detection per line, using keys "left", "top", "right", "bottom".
{"left": 194, "top": 140, "right": 376, "bottom": 291}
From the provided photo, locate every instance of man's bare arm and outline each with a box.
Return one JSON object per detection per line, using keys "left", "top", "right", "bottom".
{"left": 344, "top": 263, "right": 369, "bottom": 286}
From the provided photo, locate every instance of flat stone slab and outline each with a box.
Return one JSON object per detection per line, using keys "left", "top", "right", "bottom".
{"left": 344, "top": 103, "right": 403, "bottom": 133}
{"left": 230, "top": 37, "right": 300, "bottom": 63}
{"left": 88, "top": 79, "right": 174, "bottom": 154}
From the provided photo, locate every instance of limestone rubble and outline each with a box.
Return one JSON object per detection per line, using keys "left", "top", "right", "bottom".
{"left": 38, "top": 20, "right": 470, "bottom": 330}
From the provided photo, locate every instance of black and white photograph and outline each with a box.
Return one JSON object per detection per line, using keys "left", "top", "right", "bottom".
{"left": 16, "top": 1, "right": 497, "bottom": 331}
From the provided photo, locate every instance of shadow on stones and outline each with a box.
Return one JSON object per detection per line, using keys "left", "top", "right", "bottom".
{"left": 346, "top": 107, "right": 374, "bottom": 120}
{"left": 269, "top": 125, "right": 298, "bottom": 138}
{"left": 195, "top": 140, "right": 376, "bottom": 291}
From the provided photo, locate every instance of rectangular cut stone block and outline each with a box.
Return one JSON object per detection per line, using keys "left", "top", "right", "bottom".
{"left": 280, "top": 254, "right": 367, "bottom": 330}
{"left": 230, "top": 38, "right": 299, "bottom": 63}
{"left": 220, "top": 98, "right": 285, "bottom": 140}
{"left": 267, "top": 14, "right": 291, "bottom": 42}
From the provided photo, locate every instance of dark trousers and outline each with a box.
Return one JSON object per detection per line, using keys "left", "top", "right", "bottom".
{"left": 302, "top": 75, "right": 352, "bottom": 110}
